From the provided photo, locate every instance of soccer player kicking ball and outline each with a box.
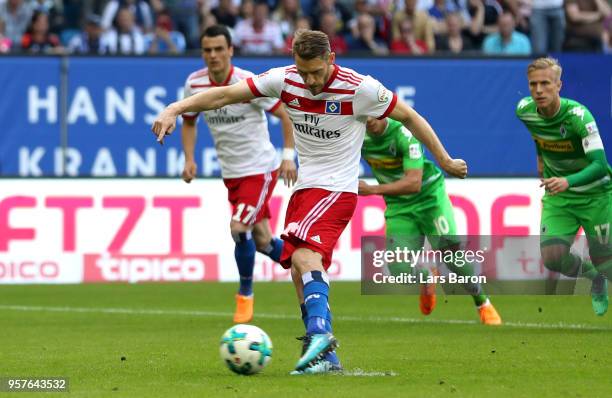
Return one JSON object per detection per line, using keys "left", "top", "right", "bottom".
{"left": 152, "top": 29, "right": 467, "bottom": 374}
{"left": 516, "top": 57, "right": 611, "bottom": 316}
{"left": 180, "top": 25, "right": 297, "bottom": 323}
{"left": 360, "top": 117, "right": 502, "bottom": 325}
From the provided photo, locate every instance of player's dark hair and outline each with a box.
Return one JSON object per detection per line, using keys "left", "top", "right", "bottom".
{"left": 292, "top": 29, "right": 330, "bottom": 60}
{"left": 200, "top": 24, "right": 232, "bottom": 48}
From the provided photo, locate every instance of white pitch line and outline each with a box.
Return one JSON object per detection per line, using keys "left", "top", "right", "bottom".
{"left": 0, "top": 305, "right": 610, "bottom": 332}
{"left": 337, "top": 369, "right": 398, "bottom": 377}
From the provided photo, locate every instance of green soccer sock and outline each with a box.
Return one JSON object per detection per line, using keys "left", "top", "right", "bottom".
{"left": 593, "top": 258, "right": 612, "bottom": 281}
{"left": 545, "top": 253, "right": 599, "bottom": 280}
{"left": 444, "top": 258, "right": 488, "bottom": 307}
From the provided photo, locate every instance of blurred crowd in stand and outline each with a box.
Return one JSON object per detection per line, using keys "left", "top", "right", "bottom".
{"left": 0, "top": 0, "right": 610, "bottom": 55}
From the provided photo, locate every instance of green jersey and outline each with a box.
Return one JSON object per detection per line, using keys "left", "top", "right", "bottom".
{"left": 361, "top": 118, "right": 443, "bottom": 211}
{"left": 516, "top": 97, "right": 611, "bottom": 197}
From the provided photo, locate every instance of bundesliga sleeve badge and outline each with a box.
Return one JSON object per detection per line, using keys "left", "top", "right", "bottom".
{"left": 377, "top": 85, "right": 391, "bottom": 103}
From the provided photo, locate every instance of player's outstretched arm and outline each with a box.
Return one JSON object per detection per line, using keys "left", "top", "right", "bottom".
{"left": 542, "top": 150, "right": 610, "bottom": 195}
{"left": 359, "top": 169, "right": 423, "bottom": 196}
{"left": 152, "top": 80, "right": 256, "bottom": 144}
{"left": 389, "top": 100, "right": 468, "bottom": 179}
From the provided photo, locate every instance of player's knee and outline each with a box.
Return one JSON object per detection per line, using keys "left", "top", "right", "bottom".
{"left": 231, "top": 229, "right": 252, "bottom": 243}
{"left": 291, "top": 250, "right": 310, "bottom": 270}
{"left": 230, "top": 221, "right": 250, "bottom": 242}
{"left": 252, "top": 228, "right": 272, "bottom": 251}
{"left": 291, "top": 248, "right": 323, "bottom": 273}
{"left": 541, "top": 245, "right": 569, "bottom": 272}
{"left": 542, "top": 257, "right": 563, "bottom": 273}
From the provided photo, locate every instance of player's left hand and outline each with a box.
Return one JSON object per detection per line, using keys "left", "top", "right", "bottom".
{"left": 540, "top": 177, "right": 569, "bottom": 195}
{"left": 441, "top": 158, "right": 468, "bottom": 179}
{"left": 279, "top": 160, "right": 297, "bottom": 187}
{"left": 151, "top": 106, "right": 178, "bottom": 145}
{"left": 358, "top": 180, "right": 375, "bottom": 195}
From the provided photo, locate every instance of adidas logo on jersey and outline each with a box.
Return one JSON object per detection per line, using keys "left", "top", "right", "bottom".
{"left": 289, "top": 98, "right": 301, "bottom": 107}
{"left": 310, "top": 235, "right": 322, "bottom": 244}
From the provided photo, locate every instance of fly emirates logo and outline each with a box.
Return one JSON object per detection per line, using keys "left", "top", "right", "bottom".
{"left": 293, "top": 114, "right": 340, "bottom": 140}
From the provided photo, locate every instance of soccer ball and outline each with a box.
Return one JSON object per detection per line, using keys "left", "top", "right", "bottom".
{"left": 219, "top": 324, "right": 273, "bottom": 375}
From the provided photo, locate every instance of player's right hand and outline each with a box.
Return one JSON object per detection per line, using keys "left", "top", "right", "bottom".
{"left": 182, "top": 160, "right": 197, "bottom": 183}
{"left": 442, "top": 158, "right": 468, "bottom": 179}
{"left": 151, "top": 106, "right": 178, "bottom": 145}
{"left": 358, "top": 180, "right": 375, "bottom": 195}
{"left": 279, "top": 159, "right": 298, "bottom": 187}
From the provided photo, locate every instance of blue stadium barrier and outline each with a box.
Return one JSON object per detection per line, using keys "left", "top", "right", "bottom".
{"left": 0, "top": 54, "right": 609, "bottom": 177}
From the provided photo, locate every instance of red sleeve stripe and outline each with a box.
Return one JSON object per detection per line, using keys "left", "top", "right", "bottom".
{"left": 377, "top": 93, "right": 398, "bottom": 120}
{"left": 335, "top": 76, "right": 361, "bottom": 86}
{"left": 267, "top": 100, "right": 282, "bottom": 113}
{"left": 337, "top": 70, "right": 361, "bottom": 79}
{"left": 181, "top": 114, "right": 198, "bottom": 120}
{"left": 284, "top": 78, "right": 307, "bottom": 89}
{"left": 336, "top": 74, "right": 362, "bottom": 86}
{"left": 325, "top": 87, "right": 356, "bottom": 94}
{"left": 284, "top": 78, "right": 355, "bottom": 94}
{"left": 338, "top": 67, "right": 362, "bottom": 77}
{"left": 281, "top": 91, "right": 353, "bottom": 115}
{"left": 336, "top": 76, "right": 362, "bottom": 86}
{"left": 246, "top": 77, "right": 264, "bottom": 97}
{"left": 337, "top": 70, "right": 363, "bottom": 83}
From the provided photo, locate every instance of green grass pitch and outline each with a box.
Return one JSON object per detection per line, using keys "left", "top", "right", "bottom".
{"left": 1, "top": 282, "right": 611, "bottom": 397}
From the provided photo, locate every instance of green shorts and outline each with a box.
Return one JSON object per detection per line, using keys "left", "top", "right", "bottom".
{"left": 541, "top": 192, "right": 611, "bottom": 258}
{"left": 385, "top": 185, "right": 459, "bottom": 251}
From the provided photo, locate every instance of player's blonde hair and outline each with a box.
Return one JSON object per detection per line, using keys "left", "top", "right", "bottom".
{"left": 292, "top": 29, "right": 330, "bottom": 60}
{"left": 527, "top": 57, "right": 562, "bottom": 80}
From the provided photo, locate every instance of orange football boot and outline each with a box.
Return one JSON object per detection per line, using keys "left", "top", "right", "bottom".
{"left": 233, "top": 294, "right": 254, "bottom": 323}
{"left": 419, "top": 273, "right": 437, "bottom": 315}
{"left": 478, "top": 301, "right": 502, "bottom": 325}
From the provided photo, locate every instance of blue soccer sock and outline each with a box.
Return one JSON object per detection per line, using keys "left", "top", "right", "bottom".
{"left": 258, "top": 237, "right": 283, "bottom": 263}
{"left": 324, "top": 307, "right": 333, "bottom": 333}
{"left": 323, "top": 307, "right": 339, "bottom": 365}
{"left": 300, "top": 302, "right": 339, "bottom": 365}
{"left": 300, "top": 303, "right": 308, "bottom": 328}
{"left": 300, "top": 304, "right": 334, "bottom": 332}
{"left": 303, "top": 271, "right": 330, "bottom": 335}
{"left": 233, "top": 231, "right": 256, "bottom": 296}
